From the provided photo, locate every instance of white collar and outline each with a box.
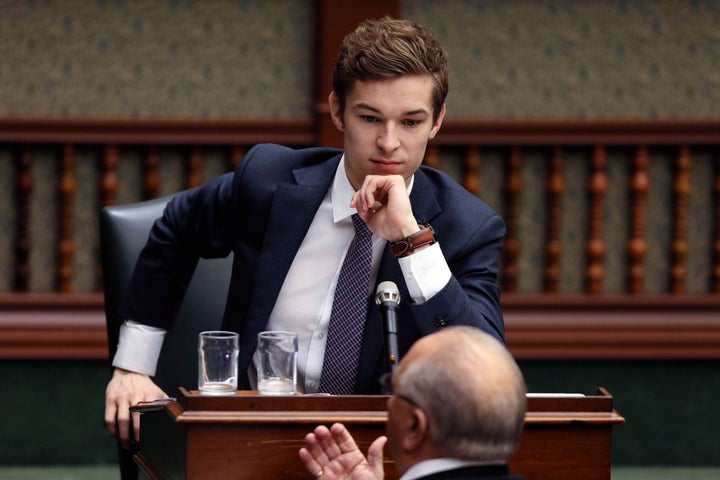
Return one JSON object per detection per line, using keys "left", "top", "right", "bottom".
{"left": 400, "top": 458, "right": 505, "bottom": 480}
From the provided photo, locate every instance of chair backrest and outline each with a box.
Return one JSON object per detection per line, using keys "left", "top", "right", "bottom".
{"left": 100, "top": 196, "right": 233, "bottom": 394}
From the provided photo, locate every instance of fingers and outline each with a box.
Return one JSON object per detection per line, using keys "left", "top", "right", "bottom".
{"left": 350, "top": 175, "right": 418, "bottom": 238}
{"left": 299, "top": 424, "right": 383, "bottom": 480}
{"left": 104, "top": 369, "right": 167, "bottom": 449}
{"left": 300, "top": 424, "right": 355, "bottom": 469}
{"left": 302, "top": 426, "right": 333, "bottom": 465}
{"left": 316, "top": 424, "right": 344, "bottom": 460}
{"left": 367, "top": 436, "right": 387, "bottom": 479}
{"left": 116, "top": 407, "right": 132, "bottom": 450}
{"left": 106, "top": 385, "right": 134, "bottom": 449}
{"left": 351, "top": 175, "right": 397, "bottom": 214}
{"left": 103, "top": 400, "right": 118, "bottom": 438}
{"left": 330, "top": 423, "right": 361, "bottom": 454}
{"left": 298, "top": 447, "right": 324, "bottom": 478}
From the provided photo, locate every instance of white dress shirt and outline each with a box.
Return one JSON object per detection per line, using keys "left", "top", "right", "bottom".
{"left": 400, "top": 458, "right": 506, "bottom": 480}
{"left": 113, "top": 158, "right": 452, "bottom": 391}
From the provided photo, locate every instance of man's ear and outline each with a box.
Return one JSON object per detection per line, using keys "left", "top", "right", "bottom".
{"left": 428, "top": 103, "right": 446, "bottom": 140}
{"left": 328, "top": 91, "right": 344, "bottom": 131}
{"left": 402, "top": 407, "right": 429, "bottom": 451}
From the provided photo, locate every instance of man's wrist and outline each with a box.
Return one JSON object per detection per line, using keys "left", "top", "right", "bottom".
{"left": 390, "top": 223, "right": 436, "bottom": 258}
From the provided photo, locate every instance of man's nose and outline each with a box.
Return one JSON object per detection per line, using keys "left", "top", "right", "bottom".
{"left": 377, "top": 124, "right": 400, "bottom": 151}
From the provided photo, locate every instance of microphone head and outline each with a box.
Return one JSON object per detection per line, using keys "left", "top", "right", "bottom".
{"left": 375, "top": 281, "right": 400, "bottom": 306}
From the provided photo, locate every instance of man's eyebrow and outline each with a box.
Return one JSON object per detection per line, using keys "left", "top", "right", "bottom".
{"left": 353, "top": 102, "right": 430, "bottom": 117}
{"left": 353, "top": 102, "right": 381, "bottom": 113}
{"left": 403, "top": 109, "right": 430, "bottom": 117}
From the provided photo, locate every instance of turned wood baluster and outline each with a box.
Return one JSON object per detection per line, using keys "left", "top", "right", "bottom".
{"left": 627, "top": 146, "right": 650, "bottom": 293}
{"left": 100, "top": 145, "right": 120, "bottom": 207}
{"left": 229, "top": 145, "right": 247, "bottom": 171}
{"left": 713, "top": 152, "right": 720, "bottom": 293}
{"left": 585, "top": 146, "right": 608, "bottom": 293}
{"left": 97, "top": 145, "right": 120, "bottom": 289}
{"left": 14, "top": 145, "right": 33, "bottom": 292}
{"left": 143, "top": 146, "right": 161, "bottom": 199}
{"left": 463, "top": 146, "right": 482, "bottom": 196}
{"left": 57, "top": 144, "right": 76, "bottom": 292}
{"left": 502, "top": 147, "right": 522, "bottom": 293}
{"left": 544, "top": 147, "right": 564, "bottom": 293}
{"left": 670, "top": 147, "right": 691, "bottom": 293}
{"left": 187, "top": 146, "right": 203, "bottom": 189}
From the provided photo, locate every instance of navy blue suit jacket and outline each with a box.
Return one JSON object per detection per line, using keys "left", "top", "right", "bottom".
{"left": 121, "top": 144, "right": 506, "bottom": 392}
{"left": 417, "top": 464, "right": 524, "bottom": 479}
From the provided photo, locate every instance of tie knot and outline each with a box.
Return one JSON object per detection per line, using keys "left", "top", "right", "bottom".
{"left": 351, "top": 213, "right": 372, "bottom": 239}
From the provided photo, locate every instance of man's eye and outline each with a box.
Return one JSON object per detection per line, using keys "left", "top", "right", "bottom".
{"left": 361, "top": 115, "right": 378, "bottom": 123}
{"left": 404, "top": 120, "right": 419, "bottom": 127}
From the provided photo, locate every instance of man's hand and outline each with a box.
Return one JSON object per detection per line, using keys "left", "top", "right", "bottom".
{"left": 104, "top": 367, "right": 167, "bottom": 449}
{"left": 299, "top": 423, "right": 387, "bottom": 480}
{"left": 351, "top": 175, "right": 420, "bottom": 242}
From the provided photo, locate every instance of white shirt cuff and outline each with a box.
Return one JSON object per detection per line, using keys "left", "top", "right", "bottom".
{"left": 111, "top": 320, "right": 167, "bottom": 376}
{"left": 398, "top": 242, "right": 451, "bottom": 304}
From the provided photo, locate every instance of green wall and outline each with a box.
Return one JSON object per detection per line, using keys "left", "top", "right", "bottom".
{"left": 520, "top": 360, "right": 720, "bottom": 465}
{"left": 0, "top": 361, "right": 117, "bottom": 465}
{"left": 1, "top": 360, "right": 718, "bottom": 466}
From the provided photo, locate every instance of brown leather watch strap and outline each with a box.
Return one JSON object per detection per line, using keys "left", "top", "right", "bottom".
{"left": 390, "top": 223, "right": 436, "bottom": 258}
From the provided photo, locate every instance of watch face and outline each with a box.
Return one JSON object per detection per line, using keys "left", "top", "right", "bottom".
{"left": 391, "top": 240, "right": 411, "bottom": 257}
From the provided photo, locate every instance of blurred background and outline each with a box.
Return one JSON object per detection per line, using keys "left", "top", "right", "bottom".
{"left": 0, "top": 0, "right": 719, "bottom": 478}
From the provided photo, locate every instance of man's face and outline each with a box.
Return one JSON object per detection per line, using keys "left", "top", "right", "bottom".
{"left": 330, "top": 75, "right": 445, "bottom": 191}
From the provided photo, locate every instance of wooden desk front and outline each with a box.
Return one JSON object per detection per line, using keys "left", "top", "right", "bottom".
{"left": 133, "top": 388, "right": 624, "bottom": 480}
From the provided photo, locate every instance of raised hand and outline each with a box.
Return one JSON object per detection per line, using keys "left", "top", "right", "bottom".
{"left": 299, "top": 423, "right": 387, "bottom": 480}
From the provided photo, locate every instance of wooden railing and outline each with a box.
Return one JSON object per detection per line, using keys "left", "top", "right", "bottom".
{"left": 1, "top": 117, "right": 719, "bottom": 360}
{"left": 429, "top": 120, "right": 720, "bottom": 295}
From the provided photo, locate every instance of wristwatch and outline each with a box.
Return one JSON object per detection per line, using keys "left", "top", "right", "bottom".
{"left": 390, "top": 223, "right": 436, "bottom": 258}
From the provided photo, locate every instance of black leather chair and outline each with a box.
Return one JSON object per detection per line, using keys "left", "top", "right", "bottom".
{"left": 99, "top": 195, "right": 233, "bottom": 479}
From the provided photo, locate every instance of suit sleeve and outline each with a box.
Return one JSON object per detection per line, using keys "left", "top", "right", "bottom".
{"left": 118, "top": 171, "right": 238, "bottom": 329}
{"left": 407, "top": 211, "right": 506, "bottom": 342}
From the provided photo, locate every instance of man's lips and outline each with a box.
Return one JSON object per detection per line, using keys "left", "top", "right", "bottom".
{"left": 371, "top": 158, "right": 402, "bottom": 167}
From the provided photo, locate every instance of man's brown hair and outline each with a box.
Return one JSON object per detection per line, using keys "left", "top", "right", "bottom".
{"left": 332, "top": 17, "right": 449, "bottom": 122}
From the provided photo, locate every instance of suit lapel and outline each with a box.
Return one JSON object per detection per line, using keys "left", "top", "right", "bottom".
{"left": 408, "top": 168, "right": 442, "bottom": 224}
{"left": 242, "top": 156, "right": 341, "bottom": 343}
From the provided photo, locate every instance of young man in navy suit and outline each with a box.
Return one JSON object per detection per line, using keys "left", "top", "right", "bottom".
{"left": 299, "top": 326, "right": 526, "bottom": 480}
{"left": 105, "top": 18, "right": 506, "bottom": 449}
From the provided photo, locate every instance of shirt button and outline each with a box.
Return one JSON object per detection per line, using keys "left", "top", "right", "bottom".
{"left": 434, "top": 316, "right": 447, "bottom": 327}
{"left": 316, "top": 332, "right": 324, "bottom": 340}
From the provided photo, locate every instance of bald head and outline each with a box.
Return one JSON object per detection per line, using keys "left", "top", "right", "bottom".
{"left": 396, "top": 326, "right": 526, "bottom": 461}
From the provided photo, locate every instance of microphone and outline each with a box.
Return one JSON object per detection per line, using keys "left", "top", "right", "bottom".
{"left": 375, "top": 281, "right": 401, "bottom": 372}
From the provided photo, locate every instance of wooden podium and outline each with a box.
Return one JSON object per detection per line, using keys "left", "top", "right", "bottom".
{"left": 132, "top": 387, "right": 624, "bottom": 480}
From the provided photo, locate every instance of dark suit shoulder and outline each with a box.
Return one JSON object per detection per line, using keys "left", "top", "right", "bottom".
{"left": 239, "top": 144, "right": 343, "bottom": 175}
{"left": 417, "top": 165, "right": 496, "bottom": 210}
{"left": 414, "top": 165, "right": 503, "bottom": 230}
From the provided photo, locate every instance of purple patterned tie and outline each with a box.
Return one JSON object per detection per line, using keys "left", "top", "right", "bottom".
{"left": 319, "top": 214, "right": 373, "bottom": 395}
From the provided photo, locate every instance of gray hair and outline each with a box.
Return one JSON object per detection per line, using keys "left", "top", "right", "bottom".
{"left": 396, "top": 326, "right": 527, "bottom": 461}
